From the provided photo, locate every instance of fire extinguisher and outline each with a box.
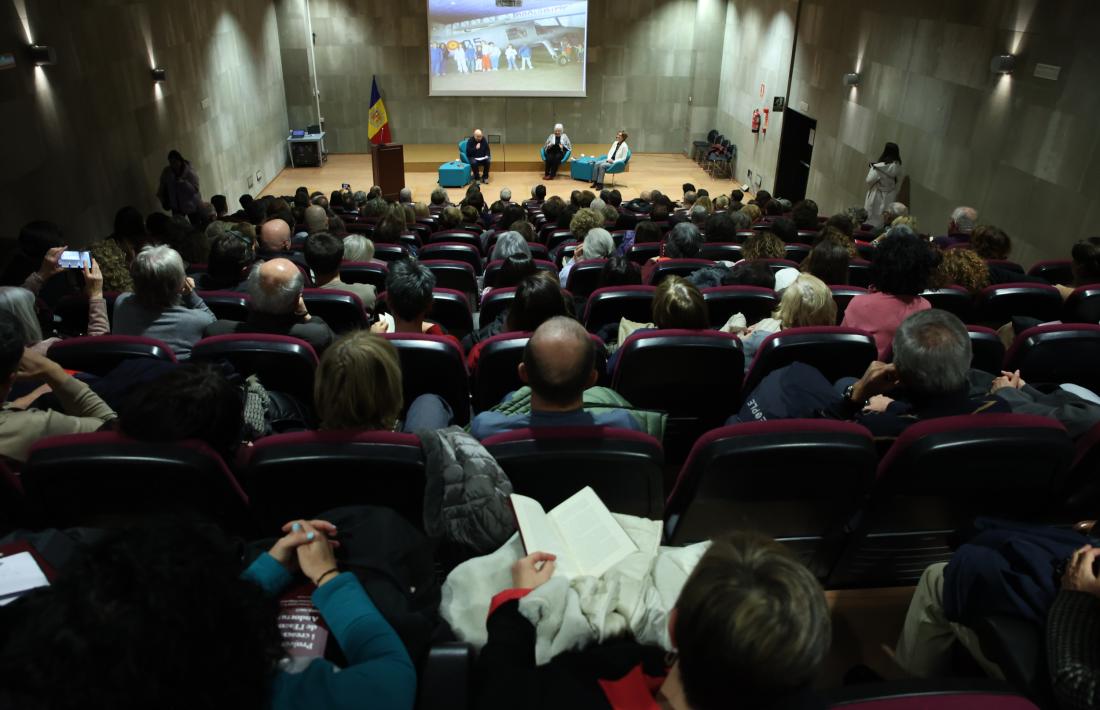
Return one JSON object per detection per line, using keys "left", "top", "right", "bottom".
{"left": 762, "top": 107, "right": 770, "bottom": 134}
{"left": 751, "top": 109, "right": 761, "bottom": 134}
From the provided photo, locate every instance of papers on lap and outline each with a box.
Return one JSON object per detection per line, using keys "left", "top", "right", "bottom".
{"left": 510, "top": 486, "right": 637, "bottom": 579}
{"left": 0, "top": 551, "right": 50, "bottom": 606}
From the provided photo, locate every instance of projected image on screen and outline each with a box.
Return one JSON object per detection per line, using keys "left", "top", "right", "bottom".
{"left": 427, "top": 1, "right": 588, "bottom": 97}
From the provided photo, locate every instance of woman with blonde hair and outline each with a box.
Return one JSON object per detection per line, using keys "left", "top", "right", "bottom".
{"left": 694, "top": 195, "right": 714, "bottom": 214}
{"left": 607, "top": 275, "right": 709, "bottom": 372}
{"left": 741, "top": 203, "right": 762, "bottom": 223}
{"left": 314, "top": 331, "right": 453, "bottom": 431}
{"left": 737, "top": 273, "right": 837, "bottom": 371}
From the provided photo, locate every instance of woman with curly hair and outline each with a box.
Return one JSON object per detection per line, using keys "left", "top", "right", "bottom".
{"left": 842, "top": 225, "right": 938, "bottom": 358}
{"left": 742, "top": 231, "right": 786, "bottom": 261}
{"left": 935, "top": 247, "right": 990, "bottom": 294}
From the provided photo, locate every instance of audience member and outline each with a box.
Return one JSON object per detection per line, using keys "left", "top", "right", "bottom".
{"left": 598, "top": 255, "right": 642, "bottom": 288}
{"left": 736, "top": 274, "right": 836, "bottom": 370}
{"left": 370, "top": 259, "right": 458, "bottom": 347}
{"left": 970, "top": 224, "right": 1011, "bottom": 261}
{"left": 800, "top": 239, "right": 850, "bottom": 285}
{"left": 476, "top": 532, "right": 830, "bottom": 708}
{"left": 257, "top": 218, "right": 307, "bottom": 268}
{"left": 197, "top": 230, "right": 256, "bottom": 291}
{"left": 205, "top": 258, "right": 334, "bottom": 352}
{"left": 841, "top": 226, "right": 938, "bottom": 358}
{"left": 0, "top": 313, "right": 116, "bottom": 462}
{"left": 641, "top": 223, "right": 704, "bottom": 283}
{"left": 933, "top": 248, "right": 989, "bottom": 295}
{"left": 791, "top": 200, "right": 819, "bottom": 231}
{"left": 304, "top": 232, "right": 376, "bottom": 310}
{"left": 559, "top": 227, "right": 614, "bottom": 284}
{"left": 315, "top": 331, "right": 452, "bottom": 432}
{"left": 934, "top": 206, "right": 978, "bottom": 248}
{"left": 607, "top": 276, "right": 709, "bottom": 371}
{"left": 704, "top": 212, "right": 736, "bottom": 243}
{"left": 0, "top": 259, "right": 106, "bottom": 355}
{"left": 470, "top": 316, "right": 638, "bottom": 439}
{"left": 90, "top": 206, "right": 148, "bottom": 293}
{"left": 826, "top": 309, "right": 1008, "bottom": 436}
{"left": 741, "top": 232, "right": 786, "bottom": 262}
{"left": 633, "top": 220, "right": 662, "bottom": 244}
{"left": 113, "top": 245, "right": 216, "bottom": 358}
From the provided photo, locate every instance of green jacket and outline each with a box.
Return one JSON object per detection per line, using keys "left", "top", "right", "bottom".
{"left": 476, "top": 386, "right": 667, "bottom": 442}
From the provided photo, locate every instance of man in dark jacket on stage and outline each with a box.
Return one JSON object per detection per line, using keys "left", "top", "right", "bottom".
{"left": 468, "top": 129, "right": 492, "bottom": 184}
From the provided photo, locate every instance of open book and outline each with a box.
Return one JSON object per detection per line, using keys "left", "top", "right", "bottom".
{"left": 510, "top": 487, "right": 637, "bottom": 579}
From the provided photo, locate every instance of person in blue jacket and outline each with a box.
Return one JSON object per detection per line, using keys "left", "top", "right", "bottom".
{"left": 0, "top": 519, "right": 416, "bottom": 710}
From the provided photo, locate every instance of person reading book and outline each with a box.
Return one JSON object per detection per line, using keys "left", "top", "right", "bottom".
{"left": 475, "top": 532, "right": 831, "bottom": 710}
{"left": 469, "top": 316, "right": 641, "bottom": 440}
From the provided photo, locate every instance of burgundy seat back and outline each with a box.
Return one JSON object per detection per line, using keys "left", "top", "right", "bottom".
{"left": 240, "top": 430, "right": 425, "bottom": 533}
{"left": 483, "top": 258, "right": 557, "bottom": 288}
{"left": 46, "top": 335, "right": 178, "bottom": 377}
{"left": 191, "top": 334, "right": 317, "bottom": 403}
{"left": 421, "top": 243, "right": 484, "bottom": 274}
{"left": 470, "top": 332, "right": 608, "bottom": 412}
{"left": 967, "top": 325, "right": 1005, "bottom": 374}
{"left": 383, "top": 334, "right": 471, "bottom": 425}
{"left": 197, "top": 291, "right": 250, "bottom": 321}
{"left": 827, "top": 680, "right": 1041, "bottom": 709}
{"left": 1004, "top": 323, "right": 1100, "bottom": 392}
{"left": 22, "top": 432, "right": 249, "bottom": 532}
{"left": 920, "top": 286, "right": 974, "bottom": 323}
{"left": 545, "top": 229, "right": 574, "bottom": 251}
{"left": 626, "top": 243, "right": 660, "bottom": 265}
{"left": 702, "top": 285, "right": 778, "bottom": 326}
{"left": 741, "top": 327, "right": 877, "bottom": 403}
{"left": 665, "top": 421, "right": 877, "bottom": 557}
{"left": 340, "top": 261, "right": 388, "bottom": 290}
{"left": 699, "top": 242, "right": 743, "bottom": 262}
{"left": 975, "top": 283, "right": 1063, "bottom": 325}
{"left": 847, "top": 258, "right": 872, "bottom": 287}
{"left": 1062, "top": 285, "right": 1100, "bottom": 323}
{"left": 565, "top": 259, "right": 609, "bottom": 299}
{"left": 428, "top": 230, "right": 481, "bottom": 250}
{"left": 647, "top": 258, "right": 715, "bottom": 285}
{"left": 428, "top": 287, "right": 474, "bottom": 339}
{"left": 479, "top": 287, "right": 516, "bottom": 326}
{"left": 482, "top": 427, "right": 664, "bottom": 518}
{"left": 421, "top": 259, "right": 479, "bottom": 298}
{"left": 302, "top": 289, "right": 368, "bottom": 333}
{"left": 372, "top": 243, "right": 410, "bottom": 262}
{"left": 583, "top": 285, "right": 657, "bottom": 332}
{"left": 784, "top": 243, "right": 812, "bottom": 263}
{"left": 986, "top": 259, "right": 1024, "bottom": 274}
{"left": 1027, "top": 259, "right": 1073, "bottom": 286}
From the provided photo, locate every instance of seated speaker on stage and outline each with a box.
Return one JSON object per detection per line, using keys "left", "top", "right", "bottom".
{"left": 589, "top": 130, "right": 631, "bottom": 190}
{"left": 541, "top": 123, "right": 572, "bottom": 180}
{"left": 467, "top": 128, "right": 491, "bottom": 184}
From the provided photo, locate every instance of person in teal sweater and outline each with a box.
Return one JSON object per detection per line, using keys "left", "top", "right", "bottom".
{"left": 0, "top": 520, "right": 416, "bottom": 710}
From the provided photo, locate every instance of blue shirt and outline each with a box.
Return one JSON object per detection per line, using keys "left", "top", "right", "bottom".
{"left": 470, "top": 399, "right": 643, "bottom": 440}
{"left": 241, "top": 553, "right": 417, "bottom": 710}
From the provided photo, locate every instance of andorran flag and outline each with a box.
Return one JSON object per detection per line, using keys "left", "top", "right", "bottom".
{"left": 368, "top": 76, "right": 391, "bottom": 145}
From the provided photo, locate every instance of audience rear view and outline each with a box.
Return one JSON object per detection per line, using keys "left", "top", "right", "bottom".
{"left": 4, "top": 178, "right": 1100, "bottom": 710}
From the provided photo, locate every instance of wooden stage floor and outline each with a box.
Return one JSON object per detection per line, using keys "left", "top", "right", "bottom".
{"left": 262, "top": 150, "right": 745, "bottom": 205}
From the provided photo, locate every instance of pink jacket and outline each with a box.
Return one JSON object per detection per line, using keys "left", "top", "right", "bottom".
{"left": 840, "top": 291, "right": 930, "bottom": 359}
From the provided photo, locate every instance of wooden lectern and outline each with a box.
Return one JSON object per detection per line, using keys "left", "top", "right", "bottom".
{"left": 370, "top": 143, "right": 405, "bottom": 200}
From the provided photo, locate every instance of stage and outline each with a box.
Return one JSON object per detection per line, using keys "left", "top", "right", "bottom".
{"left": 261, "top": 148, "right": 744, "bottom": 204}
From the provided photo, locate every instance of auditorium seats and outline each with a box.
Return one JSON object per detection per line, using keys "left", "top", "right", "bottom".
{"left": 847, "top": 258, "right": 873, "bottom": 287}
{"left": 22, "top": 432, "right": 249, "bottom": 531}
{"left": 741, "top": 327, "right": 878, "bottom": 402}
{"left": 383, "top": 333, "right": 471, "bottom": 425}
{"left": 1064, "top": 421, "right": 1100, "bottom": 512}
{"left": 700, "top": 242, "right": 743, "bottom": 262}
{"left": 345, "top": 221, "right": 375, "bottom": 236}
{"left": 1062, "top": 284, "right": 1100, "bottom": 323}
{"left": 420, "top": 243, "right": 483, "bottom": 274}
{"left": 564, "top": 259, "right": 609, "bottom": 299}
{"left": 830, "top": 285, "right": 869, "bottom": 324}
{"left": 0, "top": 460, "right": 29, "bottom": 534}
{"left": 829, "top": 414, "right": 1074, "bottom": 587}
{"left": 478, "top": 287, "right": 516, "bottom": 326}
{"left": 784, "top": 243, "right": 812, "bottom": 263}
{"left": 583, "top": 285, "right": 656, "bottom": 332}
{"left": 482, "top": 258, "right": 557, "bottom": 288}
{"left": 760, "top": 258, "right": 801, "bottom": 275}
{"left": 967, "top": 325, "right": 1006, "bottom": 374}
{"left": 920, "top": 286, "right": 974, "bottom": 323}
{"left": 975, "top": 283, "right": 1063, "bottom": 326}
{"left": 482, "top": 427, "right": 664, "bottom": 519}
{"left": 301, "top": 289, "right": 368, "bottom": 333}
{"left": 986, "top": 259, "right": 1025, "bottom": 274}
{"left": 647, "top": 258, "right": 715, "bottom": 285}
{"left": 416, "top": 643, "right": 474, "bottom": 710}
{"left": 46, "top": 335, "right": 178, "bottom": 376}
{"left": 1003, "top": 323, "right": 1100, "bottom": 392}
{"left": 1028, "top": 259, "right": 1074, "bottom": 285}
{"left": 611, "top": 329, "right": 744, "bottom": 455}
{"left": 701, "top": 285, "right": 778, "bottom": 326}
{"left": 626, "top": 242, "right": 660, "bottom": 265}
{"left": 664, "top": 420, "right": 876, "bottom": 574}
{"left": 469, "top": 332, "right": 530, "bottom": 412}
{"left": 545, "top": 229, "right": 574, "bottom": 251}
{"left": 421, "top": 260, "right": 479, "bottom": 300}
{"left": 426, "top": 288, "right": 474, "bottom": 339}
{"left": 240, "top": 430, "right": 426, "bottom": 533}
{"left": 340, "top": 260, "right": 388, "bottom": 290}
{"left": 427, "top": 230, "right": 482, "bottom": 252}
{"left": 191, "top": 334, "right": 318, "bottom": 403}
{"left": 197, "top": 291, "right": 250, "bottom": 321}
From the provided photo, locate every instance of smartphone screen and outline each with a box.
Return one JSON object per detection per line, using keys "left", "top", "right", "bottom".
{"left": 341, "top": 183, "right": 350, "bottom": 190}
{"left": 59, "top": 250, "right": 91, "bottom": 269}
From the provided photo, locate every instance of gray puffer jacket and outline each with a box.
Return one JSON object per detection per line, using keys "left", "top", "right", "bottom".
{"left": 419, "top": 426, "right": 516, "bottom": 555}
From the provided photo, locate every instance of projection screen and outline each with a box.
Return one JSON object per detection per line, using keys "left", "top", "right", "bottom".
{"left": 427, "top": 1, "right": 588, "bottom": 97}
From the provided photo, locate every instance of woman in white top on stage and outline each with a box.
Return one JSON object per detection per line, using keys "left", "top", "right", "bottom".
{"left": 590, "top": 131, "right": 630, "bottom": 189}
{"left": 864, "top": 142, "right": 904, "bottom": 228}
{"left": 542, "top": 124, "right": 572, "bottom": 180}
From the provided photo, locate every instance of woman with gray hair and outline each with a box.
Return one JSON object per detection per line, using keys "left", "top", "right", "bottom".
{"left": 112, "top": 245, "right": 216, "bottom": 359}
{"left": 559, "top": 227, "right": 614, "bottom": 284}
{"left": 542, "top": 123, "right": 572, "bottom": 180}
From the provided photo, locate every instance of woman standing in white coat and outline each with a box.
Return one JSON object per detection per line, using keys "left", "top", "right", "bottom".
{"left": 864, "top": 142, "right": 904, "bottom": 228}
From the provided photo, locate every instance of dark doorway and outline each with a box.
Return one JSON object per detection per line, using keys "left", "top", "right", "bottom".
{"left": 773, "top": 109, "right": 816, "bottom": 203}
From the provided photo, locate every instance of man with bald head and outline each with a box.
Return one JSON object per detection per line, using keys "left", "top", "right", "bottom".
{"left": 204, "top": 258, "right": 334, "bottom": 351}
{"left": 467, "top": 128, "right": 491, "bottom": 185}
{"left": 469, "top": 316, "right": 641, "bottom": 439}
{"left": 258, "top": 218, "right": 308, "bottom": 268}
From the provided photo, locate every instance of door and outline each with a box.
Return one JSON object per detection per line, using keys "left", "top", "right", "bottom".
{"left": 773, "top": 109, "right": 816, "bottom": 203}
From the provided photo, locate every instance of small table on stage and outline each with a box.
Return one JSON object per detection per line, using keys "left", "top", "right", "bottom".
{"left": 287, "top": 132, "right": 326, "bottom": 168}
{"left": 570, "top": 155, "right": 597, "bottom": 182}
